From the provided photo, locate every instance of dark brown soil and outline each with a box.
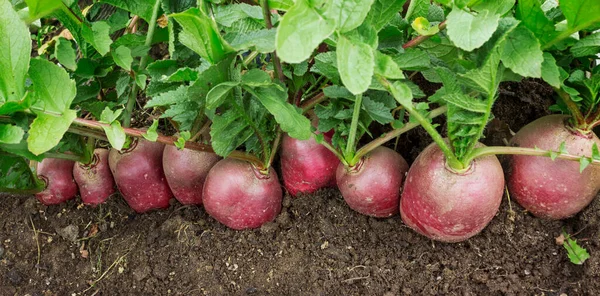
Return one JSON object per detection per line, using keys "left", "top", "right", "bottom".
{"left": 2, "top": 79, "right": 599, "bottom": 295}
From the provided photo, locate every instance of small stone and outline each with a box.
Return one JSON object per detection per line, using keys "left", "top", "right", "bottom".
{"left": 524, "top": 269, "right": 531, "bottom": 276}
{"left": 246, "top": 287, "right": 257, "bottom": 294}
{"left": 7, "top": 269, "right": 22, "bottom": 285}
{"left": 57, "top": 225, "right": 79, "bottom": 242}
{"left": 0, "top": 245, "right": 4, "bottom": 259}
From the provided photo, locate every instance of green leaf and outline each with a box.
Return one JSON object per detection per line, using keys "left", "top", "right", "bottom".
{"left": 100, "top": 0, "right": 155, "bottom": 22}
{"left": 337, "top": 34, "right": 374, "bottom": 95}
{"left": 389, "top": 81, "right": 413, "bottom": 106}
{"left": 323, "top": 85, "right": 354, "bottom": 99}
{"left": 24, "top": 0, "right": 62, "bottom": 20}
{"left": 276, "top": 0, "right": 336, "bottom": 63}
{"left": 146, "top": 85, "right": 188, "bottom": 108}
{"left": 560, "top": 0, "right": 600, "bottom": 31}
{"left": 171, "top": 8, "right": 235, "bottom": 64}
{"left": 364, "top": 0, "right": 407, "bottom": 31}
{"left": 559, "top": 141, "right": 568, "bottom": 154}
{"left": 175, "top": 131, "right": 191, "bottom": 150}
{"left": 135, "top": 74, "right": 147, "bottom": 89}
{"left": 405, "top": 0, "right": 429, "bottom": 22}
{"left": 0, "top": 124, "right": 24, "bottom": 144}
{"left": 443, "top": 93, "right": 488, "bottom": 113}
{"left": 268, "top": 0, "right": 294, "bottom": 10}
{"left": 225, "top": 29, "right": 277, "bottom": 53}
{"left": 580, "top": 156, "right": 591, "bottom": 173}
{"left": 571, "top": 32, "right": 600, "bottom": 57}
{"left": 206, "top": 82, "right": 238, "bottom": 109}
{"left": 549, "top": 150, "right": 558, "bottom": 161}
{"left": 0, "top": 0, "right": 30, "bottom": 105}
{"left": 28, "top": 110, "right": 77, "bottom": 155}
{"left": 392, "top": 48, "right": 431, "bottom": 71}
{"left": 515, "top": 0, "right": 556, "bottom": 46}
{"left": 242, "top": 69, "right": 272, "bottom": 87}
{"left": 592, "top": 143, "right": 600, "bottom": 161}
{"left": 246, "top": 85, "right": 312, "bottom": 140}
{"left": 541, "top": 53, "right": 560, "bottom": 88}
{"left": 100, "top": 107, "right": 123, "bottom": 123}
{"left": 0, "top": 154, "right": 42, "bottom": 193}
{"left": 54, "top": 37, "right": 77, "bottom": 71}
{"left": 459, "top": 50, "right": 501, "bottom": 94}
{"left": 362, "top": 96, "right": 393, "bottom": 124}
{"left": 412, "top": 17, "right": 440, "bottom": 36}
{"left": 143, "top": 119, "right": 159, "bottom": 141}
{"left": 447, "top": 7, "right": 500, "bottom": 51}
{"left": 471, "top": 0, "right": 515, "bottom": 15}
{"left": 374, "top": 51, "right": 403, "bottom": 79}
{"left": 500, "top": 25, "right": 543, "bottom": 78}
{"left": 29, "top": 59, "right": 77, "bottom": 113}
{"left": 311, "top": 52, "right": 340, "bottom": 83}
{"left": 103, "top": 121, "right": 127, "bottom": 150}
{"left": 563, "top": 232, "right": 590, "bottom": 265}
{"left": 214, "top": 3, "right": 263, "bottom": 27}
{"left": 210, "top": 109, "right": 254, "bottom": 157}
{"left": 112, "top": 45, "right": 133, "bottom": 71}
{"left": 81, "top": 21, "right": 113, "bottom": 56}
{"left": 323, "top": 0, "right": 375, "bottom": 33}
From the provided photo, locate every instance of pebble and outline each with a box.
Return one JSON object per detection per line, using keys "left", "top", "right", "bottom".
{"left": 245, "top": 287, "right": 257, "bottom": 294}
{"left": 0, "top": 245, "right": 4, "bottom": 259}
{"left": 57, "top": 225, "right": 79, "bottom": 242}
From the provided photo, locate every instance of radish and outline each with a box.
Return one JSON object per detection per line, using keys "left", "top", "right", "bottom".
{"left": 73, "top": 148, "right": 115, "bottom": 206}
{"left": 35, "top": 158, "right": 78, "bottom": 205}
{"left": 400, "top": 142, "right": 504, "bottom": 242}
{"left": 202, "top": 158, "right": 282, "bottom": 230}
{"left": 507, "top": 115, "right": 600, "bottom": 219}
{"left": 336, "top": 146, "right": 409, "bottom": 217}
{"left": 163, "top": 145, "right": 220, "bottom": 205}
{"left": 109, "top": 139, "right": 173, "bottom": 213}
{"left": 280, "top": 132, "right": 339, "bottom": 196}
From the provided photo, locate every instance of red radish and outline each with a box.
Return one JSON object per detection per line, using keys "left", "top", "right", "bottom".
{"left": 336, "top": 146, "right": 409, "bottom": 217}
{"left": 507, "top": 115, "right": 600, "bottom": 219}
{"left": 73, "top": 148, "right": 115, "bottom": 206}
{"left": 400, "top": 142, "right": 504, "bottom": 242}
{"left": 202, "top": 158, "right": 282, "bottom": 229}
{"left": 163, "top": 145, "right": 220, "bottom": 205}
{"left": 109, "top": 139, "right": 173, "bottom": 213}
{"left": 281, "top": 133, "right": 339, "bottom": 196}
{"left": 35, "top": 158, "right": 77, "bottom": 205}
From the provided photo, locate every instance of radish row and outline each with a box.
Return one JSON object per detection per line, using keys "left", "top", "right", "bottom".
{"left": 33, "top": 114, "right": 600, "bottom": 241}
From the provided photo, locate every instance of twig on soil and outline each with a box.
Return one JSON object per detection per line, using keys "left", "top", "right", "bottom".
{"left": 505, "top": 187, "right": 516, "bottom": 222}
{"left": 571, "top": 225, "right": 589, "bottom": 238}
{"left": 29, "top": 216, "right": 41, "bottom": 271}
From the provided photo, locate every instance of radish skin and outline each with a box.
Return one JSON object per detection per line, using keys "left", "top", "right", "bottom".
{"left": 507, "top": 115, "right": 600, "bottom": 219}
{"left": 73, "top": 148, "right": 115, "bottom": 206}
{"left": 400, "top": 142, "right": 504, "bottom": 242}
{"left": 281, "top": 133, "right": 339, "bottom": 196}
{"left": 203, "top": 158, "right": 282, "bottom": 230}
{"left": 109, "top": 139, "right": 173, "bottom": 213}
{"left": 35, "top": 158, "right": 78, "bottom": 205}
{"left": 163, "top": 145, "right": 220, "bottom": 205}
{"left": 336, "top": 146, "right": 409, "bottom": 217}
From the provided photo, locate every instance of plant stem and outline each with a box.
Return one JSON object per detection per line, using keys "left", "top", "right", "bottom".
{"left": 402, "top": 21, "right": 447, "bottom": 49}
{"left": 60, "top": 2, "right": 83, "bottom": 25}
{"left": 555, "top": 87, "right": 586, "bottom": 129}
{"left": 379, "top": 77, "right": 464, "bottom": 170}
{"left": 300, "top": 92, "right": 326, "bottom": 113}
{"left": 352, "top": 105, "right": 447, "bottom": 163}
{"left": 464, "top": 146, "right": 600, "bottom": 167}
{"left": 71, "top": 117, "right": 264, "bottom": 168}
{"left": 267, "top": 129, "right": 283, "bottom": 168}
{"left": 260, "top": 0, "right": 285, "bottom": 83}
{"left": 243, "top": 51, "right": 259, "bottom": 66}
{"left": 43, "top": 152, "right": 85, "bottom": 162}
{"left": 344, "top": 94, "right": 363, "bottom": 163}
{"left": 123, "top": 0, "right": 161, "bottom": 128}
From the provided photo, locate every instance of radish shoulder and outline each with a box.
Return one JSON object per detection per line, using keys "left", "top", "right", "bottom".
{"left": 36, "top": 158, "right": 78, "bottom": 205}
{"left": 507, "top": 115, "right": 600, "bottom": 219}
{"left": 73, "top": 148, "right": 115, "bottom": 206}
{"left": 400, "top": 142, "right": 504, "bottom": 242}
{"left": 203, "top": 158, "right": 282, "bottom": 229}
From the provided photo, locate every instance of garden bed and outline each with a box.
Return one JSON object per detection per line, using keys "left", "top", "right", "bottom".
{"left": 1, "top": 82, "right": 599, "bottom": 295}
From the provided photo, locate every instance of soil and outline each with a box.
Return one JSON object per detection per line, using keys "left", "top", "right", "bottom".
{"left": 2, "top": 80, "right": 600, "bottom": 295}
